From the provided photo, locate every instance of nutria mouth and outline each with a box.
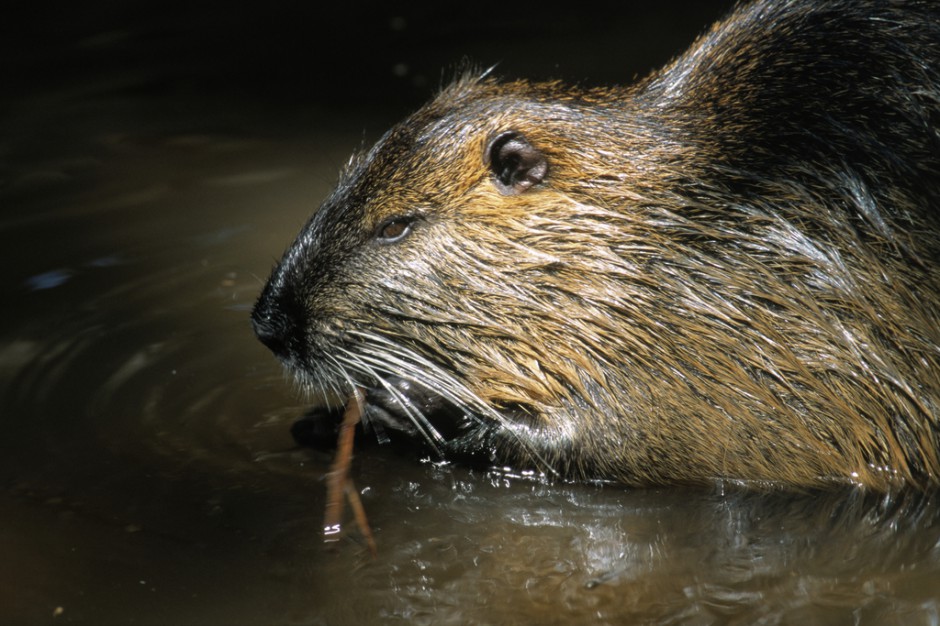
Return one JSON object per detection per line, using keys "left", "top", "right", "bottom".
{"left": 283, "top": 377, "right": 473, "bottom": 450}
{"left": 251, "top": 298, "right": 498, "bottom": 451}
{"left": 253, "top": 0, "right": 940, "bottom": 490}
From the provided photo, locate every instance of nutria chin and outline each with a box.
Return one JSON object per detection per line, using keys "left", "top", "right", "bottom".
{"left": 252, "top": 0, "right": 940, "bottom": 490}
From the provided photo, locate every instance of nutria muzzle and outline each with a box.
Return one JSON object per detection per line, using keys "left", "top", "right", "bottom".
{"left": 253, "top": 250, "right": 485, "bottom": 452}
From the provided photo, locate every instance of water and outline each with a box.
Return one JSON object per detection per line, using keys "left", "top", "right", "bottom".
{"left": 3, "top": 3, "right": 940, "bottom": 625}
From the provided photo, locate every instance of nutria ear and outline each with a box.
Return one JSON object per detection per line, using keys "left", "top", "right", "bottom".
{"left": 486, "top": 131, "right": 547, "bottom": 195}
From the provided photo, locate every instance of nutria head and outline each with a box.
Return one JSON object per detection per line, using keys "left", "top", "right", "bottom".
{"left": 251, "top": 76, "right": 621, "bottom": 467}
{"left": 253, "top": 0, "right": 940, "bottom": 490}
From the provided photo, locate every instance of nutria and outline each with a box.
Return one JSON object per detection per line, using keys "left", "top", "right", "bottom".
{"left": 251, "top": 0, "right": 940, "bottom": 490}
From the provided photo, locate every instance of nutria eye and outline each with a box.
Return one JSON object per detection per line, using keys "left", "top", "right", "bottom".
{"left": 375, "top": 216, "right": 414, "bottom": 243}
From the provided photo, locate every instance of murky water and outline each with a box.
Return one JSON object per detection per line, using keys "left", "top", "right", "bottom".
{"left": 3, "top": 3, "right": 940, "bottom": 625}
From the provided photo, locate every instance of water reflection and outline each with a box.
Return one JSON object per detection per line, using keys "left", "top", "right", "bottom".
{"left": 331, "top": 474, "right": 940, "bottom": 625}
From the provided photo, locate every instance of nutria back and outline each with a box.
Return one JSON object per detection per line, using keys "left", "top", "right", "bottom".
{"left": 252, "top": 0, "right": 940, "bottom": 490}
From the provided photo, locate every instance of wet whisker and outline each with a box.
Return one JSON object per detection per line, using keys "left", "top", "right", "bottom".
{"left": 333, "top": 351, "right": 446, "bottom": 455}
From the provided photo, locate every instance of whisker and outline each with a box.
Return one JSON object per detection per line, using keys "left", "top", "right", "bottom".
{"left": 333, "top": 351, "right": 446, "bottom": 455}
{"left": 346, "top": 329, "right": 558, "bottom": 476}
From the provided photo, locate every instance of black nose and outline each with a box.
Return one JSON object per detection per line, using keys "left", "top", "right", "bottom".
{"left": 251, "top": 280, "right": 304, "bottom": 360}
{"left": 251, "top": 307, "right": 290, "bottom": 356}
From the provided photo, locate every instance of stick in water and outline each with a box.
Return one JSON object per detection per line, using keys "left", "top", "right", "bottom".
{"left": 322, "top": 388, "right": 377, "bottom": 557}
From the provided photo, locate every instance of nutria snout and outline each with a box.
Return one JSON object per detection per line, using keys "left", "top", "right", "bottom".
{"left": 252, "top": 0, "right": 940, "bottom": 490}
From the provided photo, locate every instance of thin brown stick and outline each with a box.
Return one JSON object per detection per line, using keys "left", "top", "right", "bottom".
{"left": 322, "top": 389, "right": 376, "bottom": 556}
{"left": 345, "top": 477, "right": 378, "bottom": 557}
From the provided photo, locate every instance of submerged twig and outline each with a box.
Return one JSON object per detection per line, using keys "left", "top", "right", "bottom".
{"left": 323, "top": 389, "right": 377, "bottom": 557}
{"left": 345, "top": 476, "right": 378, "bottom": 557}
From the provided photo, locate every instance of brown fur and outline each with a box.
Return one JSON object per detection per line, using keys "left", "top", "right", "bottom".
{"left": 253, "top": 0, "right": 940, "bottom": 490}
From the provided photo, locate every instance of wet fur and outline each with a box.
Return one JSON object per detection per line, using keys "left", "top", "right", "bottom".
{"left": 253, "top": 0, "right": 940, "bottom": 490}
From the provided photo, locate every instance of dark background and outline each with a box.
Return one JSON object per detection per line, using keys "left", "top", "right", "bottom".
{"left": 2, "top": 2, "right": 734, "bottom": 124}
